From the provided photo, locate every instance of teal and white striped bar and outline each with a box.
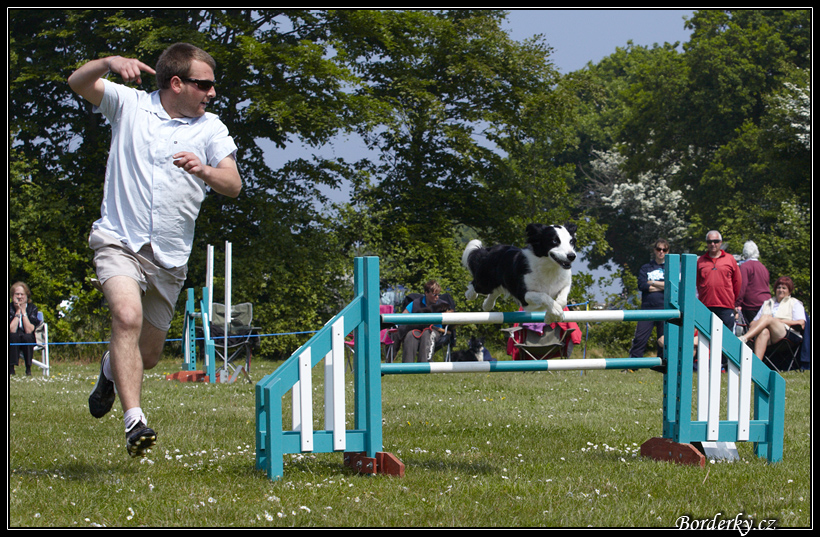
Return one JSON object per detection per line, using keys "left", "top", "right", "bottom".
{"left": 382, "top": 357, "right": 662, "bottom": 375}
{"left": 381, "top": 309, "right": 679, "bottom": 326}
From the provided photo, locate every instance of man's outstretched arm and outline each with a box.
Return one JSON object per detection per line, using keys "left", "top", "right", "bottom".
{"left": 68, "top": 56, "right": 155, "bottom": 106}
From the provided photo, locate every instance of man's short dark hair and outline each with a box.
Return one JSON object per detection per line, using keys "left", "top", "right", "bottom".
{"left": 155, "top": 43, "right": 216, "bottom": 90}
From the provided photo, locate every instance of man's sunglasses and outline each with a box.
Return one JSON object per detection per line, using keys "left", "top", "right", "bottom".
{"left": 706, "top": 240, "right": 721, "bottom": 244}
{"left": 181, "top": 77, "right": 216, "bottom": 91}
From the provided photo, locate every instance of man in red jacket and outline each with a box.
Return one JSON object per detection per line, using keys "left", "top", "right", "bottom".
{"left": 697, "top": 230, "right": 742, "bottom": 332}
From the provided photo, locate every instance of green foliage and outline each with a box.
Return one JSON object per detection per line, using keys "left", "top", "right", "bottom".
{"left": 565, "top": 9, "right": 810, "bottom": 308}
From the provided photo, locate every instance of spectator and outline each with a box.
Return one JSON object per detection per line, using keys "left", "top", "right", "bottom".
{"left": 400, "top": 280, "right": 451, "bottom": 363}
{"left": 9, "top": 282, "right": 41, "bottom": 376}
{"left": 628, "top": 239, "right": 669, "bottom": 359}
{"left": 736, "top": 240, "right": 771, "bottom": 327}
{"left": 696, "top": 230, "right": 742, "bottom": 332}
{"left": 740, "top": 276, "right": 806, "bottom": 361}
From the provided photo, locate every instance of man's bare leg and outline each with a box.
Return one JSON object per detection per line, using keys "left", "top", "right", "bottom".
{"left": 102, "top": 275, "right": 165, "bottom": 456}
{"left": 104, "top": 276, "right": 146, "bottom": 413}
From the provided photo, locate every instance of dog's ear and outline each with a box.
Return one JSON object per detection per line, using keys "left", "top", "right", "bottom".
{"left": 564, "top": 223, "right": 577, "bottom": 236}
{"left": 526, "top": 223, "right": 546, "bottom": 240}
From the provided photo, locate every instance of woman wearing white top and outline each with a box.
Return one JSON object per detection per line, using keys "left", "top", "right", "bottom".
{"left": 740, "top": 276, "right": 805, "bottom": 359}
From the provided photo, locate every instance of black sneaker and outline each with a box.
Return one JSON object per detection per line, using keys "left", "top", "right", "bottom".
{"left": 126, "top": 422, "right": 157, "bottom": 458}
{"left": 88, "top": 351, "right": 116, "bottom": 418}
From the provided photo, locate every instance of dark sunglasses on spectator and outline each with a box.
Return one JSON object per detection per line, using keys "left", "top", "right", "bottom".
{"left": 181, "top": 77, "right": 216, "bottom": 91}
{"left": 655, "top": 247, "right": 668, "bottom": 252}
{"left": 706, "top": 240, "right": 721, "bottom": 244}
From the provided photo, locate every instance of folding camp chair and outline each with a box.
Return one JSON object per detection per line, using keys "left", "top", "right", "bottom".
{"left": 762, "top": 327, "right": 804, "bottom": 372}
{"left": 202, "top": 302, "right": 260, "bottom": 382}
{"left": 504, "top": 305, "right": 582, "bottom": 361}
{"left": 503, "top": 322, "right": 576, "bottom": 360}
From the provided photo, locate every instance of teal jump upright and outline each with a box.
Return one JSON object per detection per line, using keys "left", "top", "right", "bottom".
{"left": 255, "top": 257, "right": 401, "bottom": 481}
{"left": 180, "top": 286, "right": 216, "bottom": 383}
{"left": 254, "top": 254, "right": 786, "bottom": 482}
{"left": 658, "top": 254, "right": 785, "bottom": 463}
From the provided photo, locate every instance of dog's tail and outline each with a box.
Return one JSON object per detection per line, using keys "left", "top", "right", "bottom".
{"left": 461, "top": 239, "right": 483, "bottom": 273}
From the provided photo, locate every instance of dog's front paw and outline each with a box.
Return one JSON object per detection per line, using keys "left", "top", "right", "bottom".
{"left": 465, "top": 284, "right": 477, "bottom": 301}
{"left": 545, "top": 304, "right": 565, "bottom": 324}
{"left": 482, "top": 293, "right": 501, "bottom": 312}
{"left": 524, "top": 292, "right": 549, "bottom": 310}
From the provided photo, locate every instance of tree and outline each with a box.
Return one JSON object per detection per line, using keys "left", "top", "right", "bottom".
{"left": 565, "top": 10, "right": 810, "bottom": 309}
{"left": 655, "top": 10, "right": 810, "bottom": 307}
{"left": 333, "top": 10, "right": 592, "bottom": 292}
{"left": 583, "top": 149, "right": 690, "bottom": 272}
{"left": 561, "top": 41, "right": 688, "bottom": 274}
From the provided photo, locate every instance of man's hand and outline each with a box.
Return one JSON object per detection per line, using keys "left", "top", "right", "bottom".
{"left": 173, "top": 152, "right": 242, "bottom": 198}
{"left": 107, "top": 56, "right": 155, "bottom": 85}
{"left": 68, "top": 56, "right": 155, "bottom": 107}
{"left": 173, "top": 152, "right": 207, "bottom": 177}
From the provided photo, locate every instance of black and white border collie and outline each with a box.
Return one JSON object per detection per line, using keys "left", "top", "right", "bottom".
{"left": 450, "top": 336, "right": 487, "bottom": 362}
{"left": 462, "top": 223, "right": 577, "bottom": 322}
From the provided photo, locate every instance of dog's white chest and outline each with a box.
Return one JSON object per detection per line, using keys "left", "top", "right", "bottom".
{"left": 523, "top": 253, "right": 570, "bottom": 297}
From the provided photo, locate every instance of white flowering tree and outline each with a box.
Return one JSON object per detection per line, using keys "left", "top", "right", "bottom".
{"left": 768, "top": 76, "right": 810, "bottom": 151}
{"left": 583, "top": 149, "right": 689, "bottom": 273}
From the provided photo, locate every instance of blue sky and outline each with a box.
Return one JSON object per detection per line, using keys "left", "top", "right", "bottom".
{"left": 504, "top": 9, "right": 695, "bottom": 73}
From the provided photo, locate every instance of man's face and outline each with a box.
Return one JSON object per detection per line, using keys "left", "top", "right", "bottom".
{"left": 706, "top": 234, "right": 722, "bottom": 256}
{"left": 176, "top": 60, "right": 216, "bottom": 118}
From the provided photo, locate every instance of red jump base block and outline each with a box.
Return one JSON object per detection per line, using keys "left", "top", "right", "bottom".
{"left": 640, "top": 437, "right": 706, "bottom": 468}
{"left": 344, "top": 452, "right": 405, "bottom": 477}
{"left": 166, "top": 370, "right": 210, "bottom": 383}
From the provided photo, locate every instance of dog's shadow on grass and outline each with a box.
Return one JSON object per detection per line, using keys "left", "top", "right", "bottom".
{"left": 271, "top": 453, "right": 498, "bottom": 481}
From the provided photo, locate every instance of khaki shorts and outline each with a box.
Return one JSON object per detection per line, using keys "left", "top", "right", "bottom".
{"left": 89, "top": 229, "right": 187, "bottom": 332}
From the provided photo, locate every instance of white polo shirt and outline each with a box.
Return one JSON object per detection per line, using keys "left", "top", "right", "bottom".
{"left": 91, "top": 79, "right": 237, "bottom": 268}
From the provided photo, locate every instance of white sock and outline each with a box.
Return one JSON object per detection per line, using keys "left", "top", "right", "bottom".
{"left": 103, "top": 353, "right": 118, "bottom": 394}
{"left": 124, "top": 407, "right": 146, "bottom": 432}
{"left": 103, "top": 352, "right": 114, "bottom": 380}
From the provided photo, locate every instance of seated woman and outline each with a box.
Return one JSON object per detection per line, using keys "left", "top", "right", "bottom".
{"left": 394, "top": 280, "right": 454, "bottom": 363}
{"left": 739, "top": 276, "right": 805, "bottom": 360}
{"left": 9, "top": 281, "right": 41, "bottom": 376}
{"left": 398, "top": 301, "right": 453, "bottom": 363}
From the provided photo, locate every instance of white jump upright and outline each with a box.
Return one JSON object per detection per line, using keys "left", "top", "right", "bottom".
{"left": 223, "top": 241, "right": 232, "bottom": 377}
{"left": 31, "top": 322, "right": 50, "bottom": 376}
{"left": 254, "top": 254, "right": 786, "bottom": 481}
{"left": 175, "top": 241, "right": 235, "bottom": 384}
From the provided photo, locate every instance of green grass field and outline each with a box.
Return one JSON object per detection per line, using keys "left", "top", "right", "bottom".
{"left": 9, "top": 356, "right": 811, "bottom": 528}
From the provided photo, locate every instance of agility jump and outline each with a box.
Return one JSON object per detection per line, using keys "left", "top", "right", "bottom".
{"left": 254, "top": 254, "right": 785, "bottom": 481}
